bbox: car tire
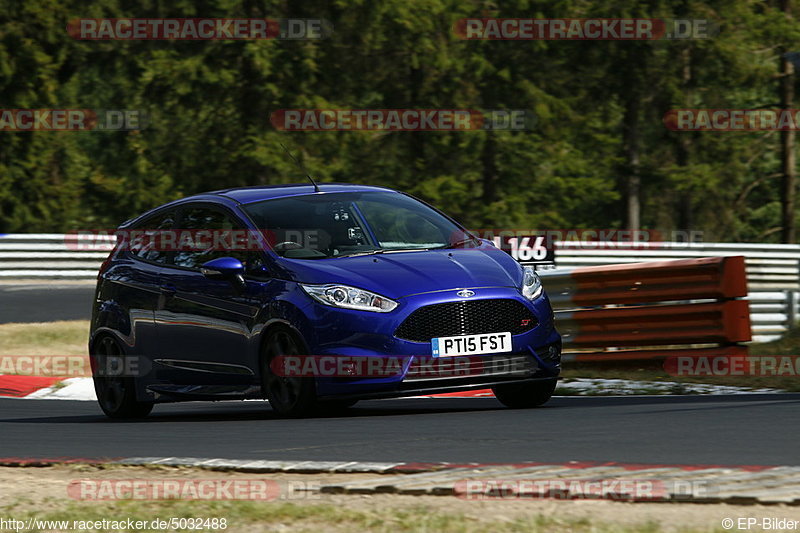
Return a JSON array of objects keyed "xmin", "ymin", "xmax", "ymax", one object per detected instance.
[
  {"xmin": 261, "ymin": 327, "xmax": 318, "ymax": 418},
  {"xmin": 92, "ymin": 336, "xmax": 153, "ymax": 419},
  {"xmin": 492, "ymin": 379, "xmax": 557, "ymax": 409}
]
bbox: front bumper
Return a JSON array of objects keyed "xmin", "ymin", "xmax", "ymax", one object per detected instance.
[
  {"xmin": 317, "ymin": 377, "xmax": 559, "ymax": 401},
  {"xmin": 295, "ymin": 286, "xmax": 561, "ymax": 398}
]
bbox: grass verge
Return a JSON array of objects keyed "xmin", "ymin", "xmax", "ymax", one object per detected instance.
[
  {"xmin": 0, "ymin": 320, "xmax": 89, "ymax": 356},
  {"xmin": 0, "ymin": 498, "xmax": 707, "ymax": 533}
]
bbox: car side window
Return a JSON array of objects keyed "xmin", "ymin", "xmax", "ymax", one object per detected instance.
[
  {"xmin": 129, "ymin": 210, "xmax": 176, "ymax": 264},
  {"xmin": 173, "ymin": 206, "xmax": 250, "ymax": 269}
]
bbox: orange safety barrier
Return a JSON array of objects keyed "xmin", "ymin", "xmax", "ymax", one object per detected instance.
[
  {"xmin": 561, "ymin": 300, "xmax": 751, "ymax": 347},
  {"xmin": 542, "ymin": 256, "xmax": 752, "ymax": 362},
  {"xmin": 544, "ymin": 256, "xmax": 747, "ymax": 307}
]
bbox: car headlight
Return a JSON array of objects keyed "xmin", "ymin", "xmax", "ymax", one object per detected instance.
[
  {"xmin": 300, "ymin": 284, "xmax": 398, "ymax": 313},
  {"xmin": 521, "ymin": 265, "xmax": 543, "ymax": 300}
]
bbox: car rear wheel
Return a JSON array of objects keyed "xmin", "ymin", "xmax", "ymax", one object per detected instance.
[
  {"xmin": 492, "ymin": 379, "xmax": 557, "ymax": 408},
  {"xmin": 261, "ymin": 328, "xmax": 318, "ymax": 417},
  {"xmin": 92, "ymin": 336, "xmax": 153, "ymax": 419}
]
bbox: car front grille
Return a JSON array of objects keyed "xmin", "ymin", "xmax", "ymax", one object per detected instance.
[{"xmin": 394, "ymin": 298, "xmax": 537, "ymax": 343}]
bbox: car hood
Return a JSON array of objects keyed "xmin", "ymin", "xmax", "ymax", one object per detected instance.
[{"xmin": 276, "ymin": 244, "xmax": 523, "ymax": 300}]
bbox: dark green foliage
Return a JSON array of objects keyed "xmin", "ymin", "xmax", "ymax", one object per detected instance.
[{"xmin": 0, "ymin": 0, "xmax": 796, "ymax": 240}]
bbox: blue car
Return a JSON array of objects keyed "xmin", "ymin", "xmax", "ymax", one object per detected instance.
[{"xmin": 90, "ymin": 184, "xmax": 561, "ymax": 418}]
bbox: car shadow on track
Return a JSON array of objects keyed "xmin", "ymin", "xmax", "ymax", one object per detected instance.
[
  {"xmin": 2, "ymin": 394, "xmax": 799, "ymax": 424},
  {"xmin": 0, "ymin": 398, "xmax": 509, "ymax": 424}
]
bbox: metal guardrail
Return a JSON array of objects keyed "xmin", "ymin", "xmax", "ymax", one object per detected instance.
[
  {"xmin": 0, "ymin": 233, "xmax": 113, "ymax": 279},
  {"xmin": 1, "ymin": 235, "xmax": 798, "ymax": 342}
]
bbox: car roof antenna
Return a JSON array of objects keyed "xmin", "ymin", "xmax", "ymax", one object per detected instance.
[{"xmin": 279, "ymin": 143, "xmax": 321, "ymax": 193}]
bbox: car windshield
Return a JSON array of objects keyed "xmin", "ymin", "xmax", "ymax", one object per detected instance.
[{"xmin": 241, "ymin": 191, "xmax": 469, "ymax": 259}]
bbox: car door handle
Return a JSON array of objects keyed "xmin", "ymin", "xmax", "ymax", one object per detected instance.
[{"xmin": 160, "ymin": 284, "xmax": 177, "ymax": 296}]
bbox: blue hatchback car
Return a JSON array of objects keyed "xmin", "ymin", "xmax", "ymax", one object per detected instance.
[{"xmin": 90, "ymin": 184, "xmax": 561, "ymax": 418}]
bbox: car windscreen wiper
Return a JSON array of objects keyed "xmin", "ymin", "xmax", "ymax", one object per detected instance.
[
  {"xmin": 334, "ymin": 248, "xmax": 432, "ymax": 258},
  {"xmin": 435, "ymin": 236, "xmax": 480, "ymax": 249}
]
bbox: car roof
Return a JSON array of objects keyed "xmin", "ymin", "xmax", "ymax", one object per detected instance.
[
  {"xmin": 207, "ymin": 183, "xmax": 397, "ymax": 205},
  {"xmin": 120, "ymin": 183, "xmax": 400, "ymax": 227}
]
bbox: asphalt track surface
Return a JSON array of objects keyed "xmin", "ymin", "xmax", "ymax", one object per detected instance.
[
  {"xmin": 1, "ymin": 394, "xmax": 799, "ymax": 466},
  {"xmin": 2, "ymin": 284, "xmax": 799, "ymax": 467},
  {"xmin": 0, "ymin": 284, "xmax": 94, "ymax": 323}
]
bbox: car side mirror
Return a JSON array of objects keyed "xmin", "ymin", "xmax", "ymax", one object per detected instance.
[{"xmin": 200, "ymin": 257, "xmax": 245, "ymax": 285}]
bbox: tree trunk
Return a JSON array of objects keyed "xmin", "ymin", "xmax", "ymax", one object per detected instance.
[
  {"xmin": 780, "ymin": 0, "xmax": 796, "ymax": 243},
  {"xmin": 623, "ymin": 92, "xmax": 641, "ymax": 230},
  {"xmin": 481, "ymin": 133, "xmax": 498, "ymax": 205},
  {"xmin": 677, "ymin": 46, "xmax": 693, "ymax": 231}
]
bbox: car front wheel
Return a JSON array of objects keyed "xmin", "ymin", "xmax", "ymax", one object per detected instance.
[{"xmin": 261, "ymin": 327, "xmax": 318, "ymax": 417}]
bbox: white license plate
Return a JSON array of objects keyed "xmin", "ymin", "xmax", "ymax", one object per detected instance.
[{"xmin": 431, "ymin": 332, "xmax": 512, "ymax": 357}]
